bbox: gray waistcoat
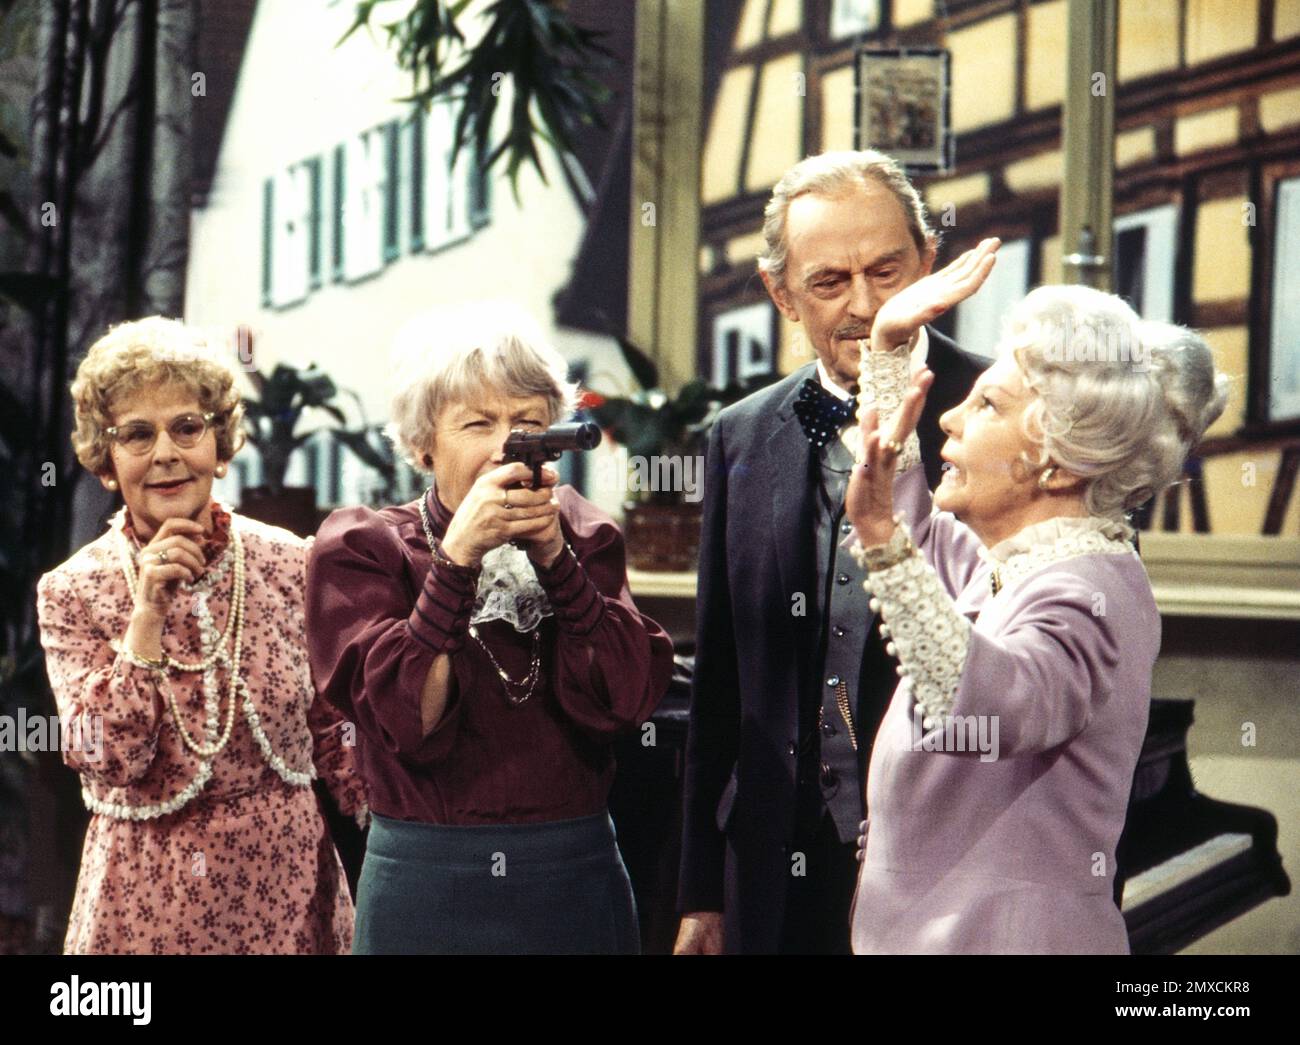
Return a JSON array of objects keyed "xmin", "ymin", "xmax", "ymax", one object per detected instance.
[{"xmin": 812, "ymin": 434, "xmax": 876, "ymax": 843}]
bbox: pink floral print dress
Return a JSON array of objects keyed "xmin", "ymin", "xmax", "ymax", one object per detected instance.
[{"xmin": 36, "ymin": 505, "xmax": 367, "ymax": 954}]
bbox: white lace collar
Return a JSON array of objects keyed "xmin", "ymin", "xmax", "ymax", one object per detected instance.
[{"xmin": 979, "ymin": 514, "xmax": 1136, "ymax": 597}]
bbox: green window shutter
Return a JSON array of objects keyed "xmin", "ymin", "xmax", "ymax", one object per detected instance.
[
  {"xmin": 332, "ymin": 144, "xmax": 345, "ymax": 282},
  {"xmin": 469, "ymin": 138, "xmax": 490, "ymax": 231},
  {"xmin": 308, "ymin": 158, "xmax": 323, "ymax": 289},
  {"xmin": 383, "ymin": 121, "xmax": 400, "ymax": 262},
  {"xmin": 261, "ymin": 177, "xmax": 274, "ymax": 306},
  {"xmin": 327, "ymin": 436, "xmax": 342, "ymax": 505},
  {"xmin": 410, "ymin": 108, "xmax": 425, "ymax": 252}
]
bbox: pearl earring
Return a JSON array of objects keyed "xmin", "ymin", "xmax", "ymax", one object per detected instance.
[
  {"xmin": 215, "ymin": 463, "xmax": 228, "ymax": 478},
  {"xmin": 1037, "ymin": 466, "xmax": 1056, "ymax": 491},
  {"xmin": 106, "ymin": 478, "xmax": 118, "ymax": 491}
]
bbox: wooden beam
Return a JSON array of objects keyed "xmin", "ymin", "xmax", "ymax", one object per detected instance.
[{"xmin": 628, "ymin": 0, "xmax": 704, "ymax": 391}]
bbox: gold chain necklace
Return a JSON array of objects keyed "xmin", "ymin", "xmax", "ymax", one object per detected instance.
[{"xmin": 418, "ymin": 490, "xmax": 541, "ymax": 706}]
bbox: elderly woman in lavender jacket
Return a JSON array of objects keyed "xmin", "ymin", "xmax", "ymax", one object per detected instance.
[{"xmin": 842, "ymin": 239, "xmax": 1228, "ymax": 954}]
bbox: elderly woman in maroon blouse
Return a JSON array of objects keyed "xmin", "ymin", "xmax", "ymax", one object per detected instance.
[{"xmin": 306, "ymin": 305, "xmax": 674, "ymax": 954}]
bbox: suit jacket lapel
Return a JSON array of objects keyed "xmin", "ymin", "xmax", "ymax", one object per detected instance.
[{"xmin": 767, "ymin": 367, "xmax": 818, "ymax": 652}]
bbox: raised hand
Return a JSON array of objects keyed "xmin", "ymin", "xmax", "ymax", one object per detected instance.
[
  {"xmin": 869, "ymin": 238, "xmax": 1001, "ymax": 354},
  {"xmin": 122, "ymin": 517, "xmax": 208, "ymax": 663},
  {"xmin": 845, "ymin": 368, "xmax": 934, "ymax": 547},
  {"xmin": 441, "ymin": 458, "xmax": 562, "ymax": 569},
  {"xmin": 134, "ymin": 518, "xmax": 206, "ymax": 617}
]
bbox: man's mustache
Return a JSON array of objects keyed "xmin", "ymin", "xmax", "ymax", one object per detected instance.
[{"xmin": 834, "ymin": 325, "xmax": 871, "ymax": 340}]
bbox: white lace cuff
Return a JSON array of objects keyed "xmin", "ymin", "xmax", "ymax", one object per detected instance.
[
  {"xmin": 862, "ymin": 523, "xmax": 971, "ymax": 727},
  {"xmin": 856, "ymin": 342, "xmax": 920, "ymax": 471}
]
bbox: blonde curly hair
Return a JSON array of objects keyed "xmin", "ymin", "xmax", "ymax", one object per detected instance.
[{"xmin": 70, "ymin": 317, "xmax": 246, "ymax": 476}]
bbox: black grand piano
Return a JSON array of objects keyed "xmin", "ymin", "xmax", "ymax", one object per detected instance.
[
  {"xmin": 609, "ymin": 658, "xmax": 1292, "ymax": 955},
  {"xmin": 1115, "ymin": 698, "xmax": 1291, "ymax": 954}
]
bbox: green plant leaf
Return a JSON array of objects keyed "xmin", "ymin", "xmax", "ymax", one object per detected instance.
[
  {"xmin": 332, "ymin": 429, "xmax": 396, "ymax": 480},
  {"xmin": 613, "ymin": 335, "xmax": 659, "ymax": 393}
]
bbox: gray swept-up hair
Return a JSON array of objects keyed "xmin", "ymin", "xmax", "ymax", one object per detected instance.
[
  {"xmin": 758, "ymin": 150, "xmax": 939, "ymax": 290},
  {"xmin": 384, "ymin": 301, "xmax": 580, "ymax": 473},
  {"xmin": 1003, "ymin": 285, "xmax": 1230, "ymax": 521}
]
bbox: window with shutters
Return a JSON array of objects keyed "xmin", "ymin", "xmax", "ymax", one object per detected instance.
[
  {"xmin": 271, "ymin": 163, "xmax": 311, "ymax": 306},
  {"xmin": 343, "ymin": 127, "xmax": 387, "ymax": 281}
]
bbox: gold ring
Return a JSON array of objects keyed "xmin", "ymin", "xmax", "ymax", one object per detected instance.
[
  {"xmin": 883, "ymin": 439, "xmax": 905, "ymax": 455},
  {"xmin": 155, "ymin": 550, "xmax": 169, "ymax": 564},
  {"xmin": 502, "ymin": 493, "xmax": 513, "ymax": 510}
]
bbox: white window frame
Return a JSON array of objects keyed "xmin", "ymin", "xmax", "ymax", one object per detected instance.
[
  {"xmin": 712, "ymin": 301, "xmax": 775, "ymax": 388},
  {"xmin": 1270, "ymin": 176, "xmax": 1300, "ymax": 421},
  {"xmin": 830, "ymin": 0, "xmax": 881, "ymax": 40},
  {"xmin": 1114, "ymin": 204, "xmax": 1178, "ymax": 323},
  {"xmin": 955, "ymin": 237, "xmax": 1031, "ymax": 359},
  {"xmin": 270, "ymin": 163, "xmax": 311, "ymax": 307},
  {"xmin": 422, "ymin": 100, "xmax": 475, "ymax": 252}
]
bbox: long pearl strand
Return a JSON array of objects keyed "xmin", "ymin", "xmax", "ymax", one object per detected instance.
[{"xmin": 117, "ymin": 527, "xmax": 247, "ymax": 759}]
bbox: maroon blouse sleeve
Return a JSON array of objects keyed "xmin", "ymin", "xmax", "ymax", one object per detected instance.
[
  {"xmin": 305, "ymin": 506, "xmax": 474, "ymax": 765},
  {"xmin": 532, "ymin": 488, "xmax": 675, "ymax": 738}
]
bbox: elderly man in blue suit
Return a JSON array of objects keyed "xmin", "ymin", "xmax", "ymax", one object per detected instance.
[{"xmin": 675, "ymin": 150, "xmax": 987, "ymax": 954}]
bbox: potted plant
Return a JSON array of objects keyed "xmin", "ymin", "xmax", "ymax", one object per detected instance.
[
  {"xmin": 585, "ymin": 337, "xmax": 775, "ymax": 571},
  {"xmin": 241, "ymin": 362, "xmax": 396, "ymax": 536}
]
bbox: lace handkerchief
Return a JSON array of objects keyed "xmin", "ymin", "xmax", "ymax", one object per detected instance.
[{"xmin": 471, "ymin": 542, "xmax": 554, "ymax": 632}]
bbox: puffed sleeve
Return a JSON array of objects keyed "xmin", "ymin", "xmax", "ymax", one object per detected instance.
[
  {"xmin": 300, "ymin": 537, "xmax": 370, "ymax": 828},
  {"xmin": 307, "ymin": 693, "xmax": 370, "ymax": 828},
  {"xmin": 36, "ymin": 568, "xmax": 166, "ymax": 787},
  {"xmin": 305, "ymin": 507, "xmax": 473, "ymax": 765},
  {"xmin": 530, "ymin": 489, "xmax": 674, "ymax": 739}
]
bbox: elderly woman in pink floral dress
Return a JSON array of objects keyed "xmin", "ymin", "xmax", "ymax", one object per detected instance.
[{"xmin": 37, "ymin": 317, "xmax": 366, "ymax": 954}]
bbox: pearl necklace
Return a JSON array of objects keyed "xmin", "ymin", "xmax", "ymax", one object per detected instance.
[{"xmin": 116, "ymin": 526, "xmax": 247, "ymax": 758}]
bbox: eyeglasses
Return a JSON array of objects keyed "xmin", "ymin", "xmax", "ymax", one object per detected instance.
[{"xmin": 106, "ymin": 412, "xmax": 217, "ymax": 456}]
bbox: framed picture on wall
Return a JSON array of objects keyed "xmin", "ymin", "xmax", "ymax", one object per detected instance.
[{"xmin": 854, "ymin": 47, "xmax": 952, "ymax": 174}]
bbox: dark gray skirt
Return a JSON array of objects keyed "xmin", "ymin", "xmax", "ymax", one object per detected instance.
[{"xmin": 353, "ymin": 811, "xmax": 639, "ymax": 955}]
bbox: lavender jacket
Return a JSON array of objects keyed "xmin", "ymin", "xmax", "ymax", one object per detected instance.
[{"xmin": 848, "ymin": 465, "xmax": 1159, "ymax": 954}]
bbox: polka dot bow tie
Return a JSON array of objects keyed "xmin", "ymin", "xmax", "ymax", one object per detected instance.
[{"xmin": 793, "ymin": 378, "xmax": 858, "ymax": 449}]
